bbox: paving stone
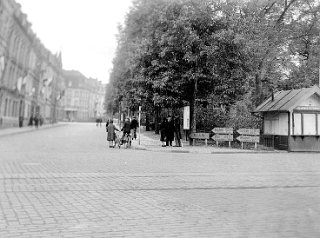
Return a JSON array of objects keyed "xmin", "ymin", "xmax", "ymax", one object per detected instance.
[{"xmin": 0, "ymin": 123, "xmax": 319, "ymax": 237}]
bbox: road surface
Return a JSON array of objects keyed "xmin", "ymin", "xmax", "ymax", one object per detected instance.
[{"xmin": 0, "ymin": 123, "xmax": 319, "ymax": 237}]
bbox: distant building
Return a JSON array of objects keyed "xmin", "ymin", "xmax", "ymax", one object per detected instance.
[
  {"xmin": 62, "ymin": 70, "xmax": 105, "ymax": 122},
  {"xmin": 0, "ymin": 0, "xmax": 65, "ymax": 128},
  {"xmin": 96, "ymin": 82, "xmax": 106, "ymax": 119}
]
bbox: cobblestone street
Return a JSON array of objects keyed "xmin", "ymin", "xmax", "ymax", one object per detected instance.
[{"xmin": 0, "ymin": 123, "xmax": 320, "ymax": 237}]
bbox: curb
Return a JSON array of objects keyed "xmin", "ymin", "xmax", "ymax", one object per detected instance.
[
  {"xmin": 0, "ymin": 123, "xmax": 67, "ymax": 138},
  {"xmin": 131, "ymin": 145, "xmax": 286, "ymax": 154},
  {"xmin": 132, "ymin": 146, "xmax": 147, "ymax": 151}
]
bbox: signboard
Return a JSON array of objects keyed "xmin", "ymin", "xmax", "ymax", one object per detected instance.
[
  {"xmin": 236, "ymin": 135, "xmax": 260, "ymax": 143},
  {"xmin": 212, "ymin": 134, "xmax": 233, "ymax": 141},
  {"xmin": 183, "ymin": 106, "xmax": 190, "ymax": 130},
  {"xmin": 237, "ymin": 128, "xmax": 260, "ymax": 135},
  {"xmin": 189, "ymin": 133, "xmax": 210, "ymax": 140},
  {"xmin": 212, "ymin": 127, "xmax": 233, "ymax": 134}
]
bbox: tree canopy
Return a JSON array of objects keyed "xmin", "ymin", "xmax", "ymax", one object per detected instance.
[{"xmin": 105, "ymin": 0, "xmax": 320, "ymax": 131}]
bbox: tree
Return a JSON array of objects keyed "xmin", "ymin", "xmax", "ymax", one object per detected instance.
[{"xmin": 106, "ymin": 0, "xmax": 320, "ymax": 134}]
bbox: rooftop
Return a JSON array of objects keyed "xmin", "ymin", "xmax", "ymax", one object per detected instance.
[{"xmin": 254, "ymin": 85, "xmax": 320, "ymax": 113}]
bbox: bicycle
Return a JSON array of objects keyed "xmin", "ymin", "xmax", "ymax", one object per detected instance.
[
  {"xmin": 125, "ymin": 133, "xmax": 132, "ymax": 148},
  {"xmin": 120, "ymin": 132, "xmax": 131, "ymax": 149}
]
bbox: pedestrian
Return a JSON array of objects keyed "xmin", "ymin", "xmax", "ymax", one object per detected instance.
[
  {"xmin": 130, "ymin": 116, "xmax": 139, "ymax": 140},
  {"xmin": 34, "ymin": 113, "xmax": 39, "ymax": 129},
  {"xmin": 174, "ymin": 115, "xmax": 182, "ymax": 147},
  {"xmin": 106, "ymin": 119, "xmax": 119, "ymax": 148},
  {"xmin": 106, "ymin": 119, "xmax": 109, "ymax": 128},
  {"xmin": 121, "ymin": 117, "xmax": 131, "ymax": 142},
  {"xmin": 28, "ymin": 114, "xmax": 34, "ymax": 126},
  {"xmin": 19, "ymin": 115, "xmax": 24, "ymax": 128},
  {"xmin": 39, "ymin": 114, "xmax": 43, "ymax": 126},
  {"xmin": 96, "ymin": 118, "xmax": 102, "ymax": 127},
  {"xmin": 166, "ymin": 115, "xmax": 175, "ymax": 146},
  {"xmin": 159, "ymin": 117, "xmax": 168, "ymax": 147}
]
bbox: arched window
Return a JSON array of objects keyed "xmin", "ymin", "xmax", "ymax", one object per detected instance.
[{"xmin": 4, "ymin": 98, "xmax": 8, "ymax": 116}]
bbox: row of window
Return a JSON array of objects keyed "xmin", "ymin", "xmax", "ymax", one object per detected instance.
[
  {"xmin": 2, "ymin": 98, "xmax": 35, "ymax": 118},
  {"xmin": 3, "ymin": 98, "xmax": 19, "ymax": 117},
  {"xmin": 4, "ymin": 63, "xmax": 23, "ymax": 89},
  {"xmin": 293, "ymin": 113, "xmax": 320, "ymax": 136}
]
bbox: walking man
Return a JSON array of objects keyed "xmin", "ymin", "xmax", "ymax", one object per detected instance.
[
  {"xmin": 166, "ymin": 115, "xmax": 175, "ymax": 146},
  {"xmin": 121, "ymin": 118, "xmax": 131, "ymax": 143},
  {"xmin": 130, "ymin": 116, "xmax": 139, "ymax": 140}
]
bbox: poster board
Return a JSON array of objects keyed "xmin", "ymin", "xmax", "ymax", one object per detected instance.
[{"xmin": 183, "ymin": 106, "xmax": 190, "ymax": 130}]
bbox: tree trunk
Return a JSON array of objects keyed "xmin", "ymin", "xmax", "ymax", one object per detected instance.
[
  {"xmin": 154, "ymin": 106, "xmax": 160, "ymax": 134},
  {"xmin": 254, "ymin": 73, "xmax": 262, "ymax": 106},
  {"xmin": 254, "ymin": 60, "xmax": 268, "ymax": 106},
  {"xmin": 146, "ymin": 113, "xmax": 150, "ymax": 131}
]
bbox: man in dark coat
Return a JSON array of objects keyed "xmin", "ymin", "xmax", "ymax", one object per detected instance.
[
  {"xmin": 166, "ymin": 115, "xmax": 175, "ymax": 146},
  {"xmin": 159, "ymin": 117, "xmax": 168, "ymax": 147},
  {"xmin": 28, "ymin": 114, "xmax": 34, "ymax": 126},
  {"xmin": 34, "ymin": 113, "xmax": 39, "ymax": 129},
  {"xmin": 121, "ymin": 118, "xmax": 131, "ymax": 142},
  {"xmin": 174, "ymin": 116, "xmax": 182, "ymax": 147},
  {"xmin": 130, "ymin": 116, "xmax": 139, "ymax": 139}
]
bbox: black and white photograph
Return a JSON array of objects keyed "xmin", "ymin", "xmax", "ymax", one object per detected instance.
[{"xmin": 1, "ymin": 0, "xmax": 320, "ymax": 237}]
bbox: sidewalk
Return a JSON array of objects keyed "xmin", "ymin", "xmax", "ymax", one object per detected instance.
[
  {"xmin": 0, "ymin": 123, "xmax": 67, "ymax": 138},
  {"xmin": 131, "ymin": 128, "xmax": 286, "ymax": 154}
]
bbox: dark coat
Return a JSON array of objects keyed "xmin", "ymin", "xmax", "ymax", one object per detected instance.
[
  {"xmin": 160, "ymin": 120, "xmax": 168, "ymax": 142},
  {"xmin": 122, "ymin": 121, "xmax": 131, "ymax": 133},
  {"xmin": 166, "ymin": 120, "xmax": 175, "ymax": 141},
  {"xmin": 130, "ymin": 119, "xmax": 139, "ymax": 129},
  {"xmin": 174, "ymin": 117, "xmax": 181, "ymax": 140}
]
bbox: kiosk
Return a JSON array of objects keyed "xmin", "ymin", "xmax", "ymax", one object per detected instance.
[{"xmin": 254, "ymin": 85, "xmax": 320, "ymax": 152}]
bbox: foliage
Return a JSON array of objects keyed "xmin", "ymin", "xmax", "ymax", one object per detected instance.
[
  {"xmin": 105, "ymin": 0, "xmax": 320, "ymax": 130},
  {"xmin": 227, "ymin": 94, "xmax": 262, "ymax": 130},
  {"xmin": 196, "ymin": 104, "xmax": 228, "ymax": 132}
]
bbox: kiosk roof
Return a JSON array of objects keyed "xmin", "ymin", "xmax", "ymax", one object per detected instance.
[{"xmin": 254, "ymin": 85, "xmax": 320, "ymax": 113}]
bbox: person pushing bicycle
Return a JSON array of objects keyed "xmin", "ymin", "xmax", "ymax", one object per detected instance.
[{"xmin": 121, "ymin": 118, "xmax": 131, "ymax": 143}]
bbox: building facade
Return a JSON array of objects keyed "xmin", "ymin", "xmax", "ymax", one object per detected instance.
[
  {"xmin": 0, "ymin": 0, "xmax": 65, "ymax": 128},
  {"xmin": 62, "ymin": 70, "xmax": 105, "ymax": 122}
]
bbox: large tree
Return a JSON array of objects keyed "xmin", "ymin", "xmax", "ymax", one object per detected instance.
[{"xmin": 106, "ymin": 0, "xmax": 320, "ymax": 132}]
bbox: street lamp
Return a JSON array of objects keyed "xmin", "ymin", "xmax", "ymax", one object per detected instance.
[{"xmin": 138, "ymin": 105, "xmax": 141, "ymax": 145}]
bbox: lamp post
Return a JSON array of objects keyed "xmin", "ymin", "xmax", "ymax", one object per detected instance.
[{"xmin": 138, "ymin": 105, "xmax": 141, "ymax": 145}]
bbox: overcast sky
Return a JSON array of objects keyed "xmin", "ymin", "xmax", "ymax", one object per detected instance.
[{"xmin": 16, "ymin": 0, "xmax": 133, "ymax": 84}]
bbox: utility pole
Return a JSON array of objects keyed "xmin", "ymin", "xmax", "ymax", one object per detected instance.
[{"xmin": 138, "ymin": 105, "xmax": 141, "ymax": 145}]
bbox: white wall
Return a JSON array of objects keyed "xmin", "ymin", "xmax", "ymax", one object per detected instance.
[
  {"xmin": 264, "ymin": 113, "xmax": 288, "ymax": 135},
  {"xmin": 298, "ymin": 94, "xmax": 320, "ymax": 107}
]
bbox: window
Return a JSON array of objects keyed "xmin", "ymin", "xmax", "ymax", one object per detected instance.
[
  {"xmin": 293, "ymin": 113, "xmax": 320, "ymax": 135},
  {"xmin": 8, "ymin": 100, "xmax": 12, "ymax": 116},
  {"xmin": 304, "ymin": 114, "xmax": 316, "ymax": 135},
  {"xmin": 12, "ymin": 102, "xmax": 15, "ymax": 117},
  {"xmin": 4, "ymin": 99, "xmax": 8, "ymax": 116},
  {"xmin": 293, "ymin": 113, "xmax": 302, "ymax": 135}
]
